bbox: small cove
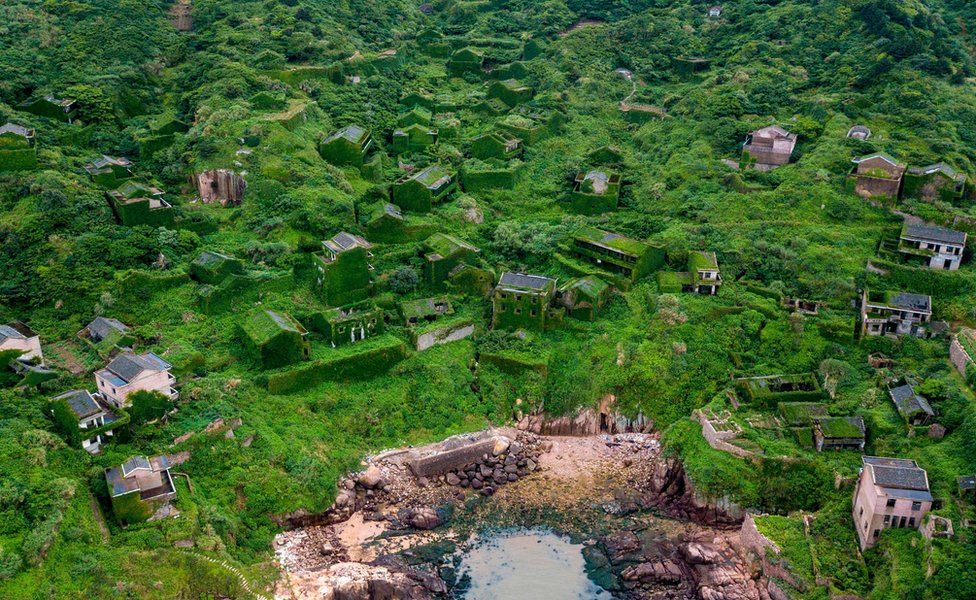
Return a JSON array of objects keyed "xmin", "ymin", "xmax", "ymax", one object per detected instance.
[{"xmin": 457, "ymin": 529, "xmax": 613, "ymax": 599}]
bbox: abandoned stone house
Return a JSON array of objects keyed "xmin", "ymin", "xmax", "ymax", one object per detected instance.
[
  {"xmin": 657, "ymin": 251, "xmax": 722, "ymax": 295},
  {"xmin": 193, "ymin": 169, "xmax": 246, "ymax": 206},
  {"xmin": 0, "ymin": 123, "xmax": 37, "ymax": 171},
  {"xmin": 95, "ymin": 352, "xmax": 178, "ymax": 408},
  {"xmin": 398, "ymin": 106, "xmax": 433, "ymax": 128},
  {"xmin": 898, "ymin": 222, "xmax": 966, "ymax": 271},
  {"xmin": 571, "ymin": 227, "xmax": 665, "ymax": 282},
  {"xmin": 708, "ymin": 5, "xmax": 722, "ymax": 17},
  {"xmin": 487, "ymin": 79, "xmax": 534, "ymax": 108},
  {"xmin": 853, "ymin": 456, "xmax": 932, "ymax": 550},
  {"xmin": 588, "ymin": 145, "xmax": 624, "ymax": 166},
  {"xmin": 858, "ymin": 289, "xmax": 932, "ymax": 338},
  {"xmin": 847, "ymin": 125, "xmax": 871, "ymax": 140},
  {"xmin": 491, "ymin": 272, "xmax": 563, "ymax": 331},
  {"xmin": 569, "ymin": 170, "xmax": 621, "ymax": 214},
  {"xmin": 447, "ymin": 46, "xmax": 485, "ymax": 75},
  {"xmin": 557, "ymin": 276, "xmax": 610, "ymax": 321},
  {"xmin": 470, "ymin": 131, "xmax": 522, "ymax": 161},
  {"xmin": 400, "ymin": 297, "xmax": 453, "ymax": 326},
  {"xmin": 189, "ymin": 250, "xmax": 244, "ymax": 284},
  {"xmin": 903, "ymin": 163, "xmax": 967, "ymax": 203},
  {"xmin": 106, "ymin": 181, "xmax": 174, "ymax": 227},
  {"xmin": 52, "ymin": 389, "xmax": 119, "ymax": 454},
  {"xmin": 105, "ymin": 455, "xmax": 177, "ymax": 524},
  {"xmin": 19, "ymin": 95, "xmax": 76, "ymax": 122},
  {"xmin": 239, "ymin": 309, "xmax": 310, "ymax": 369},
  {"xmin": 85, "ymin": 155, "xmax": 133, "ymax": 187},
  {"xmin": 314, "ymin": 232, "xmax": 373, "ymax": 307},
  {"xmin": 0, "ymin": 321, "xmax": 44, "ymax": 364},
  {"xmin": 888, "ymin": 382, "xmax": 935, "ymax": 426},
  {"xmin": 393, "ymin": 164, "xmax": 456, "ymax": 213},
  {"xmin": 320, "ymin": 125, "xmax": 373, "ymax": 167},
  {"xmin": 77, "ymin": 316, "xmax": 131, "ymax": 347},
  {"xmin": 813, "ymin": 416, "xmax": 866, "ymax": 452},
  {"xmin": 400, "ymin": 91, "xmax": 435, "ymax": 110},
  {"xmin": 314, "ymin": 302, "xmax": 384, "ymax": 347},
  {"xmin": 849, "ymin": 153, "xmax": 906, "ymax": 200},
  {"xmin": 422, "ymin": 233, "xmax": 480, "ymax": 288},
  {"xmin": 392, "ymin": 124, "xmax": 439, "ymax": 153},
  {"xmin": 741, "ymin": 125, "xmax": 797, "ymax": 169}
]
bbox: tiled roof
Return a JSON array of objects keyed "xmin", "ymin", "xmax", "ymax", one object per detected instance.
[
  {"xmin": 889, "ymin": 384, "xmax": 935, "ymax": 418},
  {"xmin": 104, "ymin": 352, "xmax": 170, "ymax": 383},
  {"xmin": 903, "ymin": 223, "xmax": 967, "ymax": 245},
  {"xmin": 85, "ymin": 317, "xmax": 129, "ymax": 341},
  {"xmin": 908, "ymin": 162, "xmax": 965, "ymax": 181},
  {"xmin": 864, "ymin": 456, "xmax": 930, "ymax": 491},
  {"xmin": 0, "ymin": 123, "xmax": 33, "ymax": 137},
  {"xmin": 323, "ymin": 231, "xmax": 372, "ymax": 253},
  {"xmin": 889, "ymin": 292, "xmax": 931, "ymax": 312},
  {"xmin": 55, "ymin": 389, "xmax": 102, "ymax": 420},
  {"xmin": 498, "ymin": 272, "xmax": 556, "ymax": 292}
]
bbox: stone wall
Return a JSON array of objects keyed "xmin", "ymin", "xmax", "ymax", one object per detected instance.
[
  {"xmin": 415, "ymin": 322, "xmax": 473, "ymax": 351},
  {"xmin": 950, "ymin": 334, "xmax": 973, "ymax": 376},
  {"xmin": 696, "ymin": 411, "xmax": 754, "ymax": 458}
]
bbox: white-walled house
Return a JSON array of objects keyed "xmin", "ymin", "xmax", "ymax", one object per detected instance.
[
  {"xmin": 853, "ymin": 456, "xmax": 932, "ymax": 550},
  {"xmin": 95, "ymin": 352, "xmax": 177, "ymax": 408},
  {"xmin": 0, "ymin": 321, "xmax": 43, "ymax": 363}
]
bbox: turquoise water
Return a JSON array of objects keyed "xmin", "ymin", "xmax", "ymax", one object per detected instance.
[{"xmin": 458, "ymin": 529, "xmax": 613, "ymax": 599}]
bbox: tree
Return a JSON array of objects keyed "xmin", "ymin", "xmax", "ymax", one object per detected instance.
[
  {"xmin": 128, "ymin": 390, "xmax": 171, "ymax": 426},
  {"xmin": 389, "ymin": 266, "xmax": 419, "ymax": 294}
]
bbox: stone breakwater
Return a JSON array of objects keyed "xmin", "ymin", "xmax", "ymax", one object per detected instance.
[{"xmin": 272, "ymin": 429, "xmax": 778, "ymax": 600}]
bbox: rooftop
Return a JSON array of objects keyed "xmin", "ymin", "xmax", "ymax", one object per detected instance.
[
  {"xmin": 901, "ymin": 223, "xmax": 967, "ymax": 246},
  {"xmin": 908, "ymin": 162, "xmax": 965, "ymax": 181},
  {"xmin": 751, "ymin": 125, "xmax": 796, "ymax": 141},
  {"xmin": 689, "ymin": 251, "xmax": 719, "ymax": 272},
  {"xmin": 814, "ymin": 415, "xmax": 865, "ymax": 439},
  {"xmin": 243, "ymin": 310, "xmax": 307, "ymax": 345},
  {"xmin": 559, "ymin": 276, "xmax": 609, "ymax": 298},
  {"xmin": 0, "ymin": 123, "xmax": 33, "ymax": 138},
  {"xmin": 0, "ymin": 321, "xmax": 37, "ymax": 343},
  {"xmin": 83, "ymin": 316, "xmax": 129, "ymax": 340},
  {"xmin": 889, "ymin": 383, "xmax": 935, "ymax": 418},
  {"xmin": 863, "ymin": 456, "xmax": 931, "ymax": 492},
  {"xmin": 85, "ymin": 155, "xmax": 132, "ymax": 173},
  {"xmin": 497, "ymin": 272, "xmax": 556, "ymax": 293},
  {"xmin": 409, "ymin": 164, "xmax": 452, "ymax": 189},
  {"xmin": 54, "ymin": 389, "xmax": 104, "ymax": 420},
  {"xmin": 852, "ymin": 152, "xmax": 903, "ymax": 167},
  {"xmin": 324, "ymin": 124, "xmax": 369, "ymax": 145},
  {"xmin": 867, "ymin": 290, "xmax": 932, "ymax": 313},
  {"xmin": 105, "ymin": 454, "xmax": 173, "ymax": 498},
  {"xmin": 102, "ymin": 352, "xmax": 172, "ymax": 384},
  {"xmin": 424, "ymin": 233, "xmax": 479, "ymax": 260},
  {"xmin": 323, "ymin": 232, "xmax": 372, "ymax": 254},
  {"xmin": 575, "ymin": 227, "xmax": 651, "ymax": 257}
]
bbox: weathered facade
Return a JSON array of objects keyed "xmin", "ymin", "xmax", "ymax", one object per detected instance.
[
  {"xmin": 95, "ymin": 352, "xmax": 178, "ymax": 408},
  {"xmin": 314, "ymin": 232, "xmax": 373, "ymax": 306},
  {"xmin": 889, "ymin": 383, "xmax": 935, "ymax": 425},
  {"xmin": 558, "ymin": 276, "xmax": 610, "ymax": 321},
  {"xmin": 848, "ymin": 153, "xmax": 905, "ymax": 200},
  {"xmin": 85, "ymin": 155, "xmax": 134, "ymax": 187},
  {"xmin": 312, "ymin": 302, "xmax": 384, "ymax": 347},
  {"xmin": 239, "ymin": 310, "xmax": 310, "ymax": 369},
  {"xmin": 853, "ymin": 456, "xmax": 932, "ymax": 550},
  {"xmin": 0, "ymin": 123, "xmax": 37, "ymax": 171},
  {"xmin": 470, "ymin": 131, "xmax": 522, "ymax": 161},
  {"xmin": 320, "ymin": 125, "xmax": 373, "ymax": 166},
  {"xmin": 568, "ymin": 170, "xmax": 621, "ymax": 214},
  {"xmin": 422, "ymin": 233, "xmax": 480, "ymax": 288},
  {"xmin": 105, "ymin": 455, "xmax": 177, "ymax": 524},
  {"xmin": 491, "ymin": 272, "xmax": 562, "ymax": 331},
  {"xmin": 858, "ymin": 289, "xmax": 932, "ymax": 338},
  {"xmin": 393, "ymin": 165, "xmax": 456, "ymax": 213},
  {"xmin": 392, "ymin": 124, "xmax": 438, "ymax": 153},
  {"xmin": 0, "ymin": 321, "xmax": 44, "ymax": 363},
  {"xmin": 571, "ymin": 227, "xmax": 665, "ymax": 282},
  {"xmin": 813, "ymin": 416, "xmax": 865, "ymax": 451},
  {"xmin": 741, "ymin": 125, "xmax": 796, "ymax": 169},
  {"xmin": 898, "ymin": 222, "xmax": 966, "ymax": 271},
  {"xmin": 903, "ymin": 163, "xmax": 966, "ymax": 203}
]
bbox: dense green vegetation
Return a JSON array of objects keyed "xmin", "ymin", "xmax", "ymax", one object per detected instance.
[{"xmin": 1, "ymin": 0, "xmax": 976, "ymax": 597}]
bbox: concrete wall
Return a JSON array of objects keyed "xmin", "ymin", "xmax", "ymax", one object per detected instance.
[
  {"xmin": 950, "ymin": 335, "xmax": 972, "ymax": 376},
  {"xmin": 696, "ymin": 410, "xmax": 754, "ymax": 458},
  {"xmin": 415, "ymin": 322, "xmax": 474, "ymax": 351}
]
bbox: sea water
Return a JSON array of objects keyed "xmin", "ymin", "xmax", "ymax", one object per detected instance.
[{"xmin": 458, "ymin": 529, "xmax": 613, "ymax": 599}]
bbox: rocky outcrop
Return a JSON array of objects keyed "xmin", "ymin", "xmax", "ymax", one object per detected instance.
[
  {"xmin": 641, "ymin": 457, "xmax": 745, "ymax": 528},
  {"xmin": 517, "ymin": 396, "xmax": 652, "ymax": 436},
  {"xmin": 285, "ymin": 561, "xmax": 445, "ymax": 600}
]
